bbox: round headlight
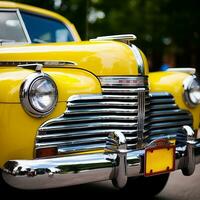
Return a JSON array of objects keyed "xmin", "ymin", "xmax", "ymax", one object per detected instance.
[
  {"xmin": 183, "ymin": 75, "xmax": 200, "ymax": 107},
  {"xmin": 20, "ymin": 73, "xmax": 58, "ymax": 117}
]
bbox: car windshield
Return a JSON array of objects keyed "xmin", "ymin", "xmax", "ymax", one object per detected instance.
[
  {"xmin": 0, "ymin": 11, "xmax": 28, "ymax": 43},
  {"xmin": 21, "ymin": 12, "xmax": 74, "ymax": 43}
]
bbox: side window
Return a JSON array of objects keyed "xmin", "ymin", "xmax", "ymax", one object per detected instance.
[
  {"xmin": 21, "ymin": 12, "xmax": 74, "ymax": 43},
  {"xmin": 0, "ymin": 11, "xmax": 27, "ymax": 43}
]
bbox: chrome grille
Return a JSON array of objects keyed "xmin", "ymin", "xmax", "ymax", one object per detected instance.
[
  {"xmin": 36, "ymin": 76, "xmax": 149, "ymax": 155},
  {"xmin": 36, "ymin": 78, "xmax": 193, "ymax": 157},
  {"xmin": 146, "ymin": 92, "xmax": 193, "ymax": 144}
]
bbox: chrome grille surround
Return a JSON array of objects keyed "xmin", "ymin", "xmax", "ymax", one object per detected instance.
[{"xmin": 36, "ymin": 77, "xmax": 193, "ymax": 157}]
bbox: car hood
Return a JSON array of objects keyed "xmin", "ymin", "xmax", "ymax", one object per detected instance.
[{"xmin": 0, "ymin": 41, "xmax": 148, "ymax": 76}]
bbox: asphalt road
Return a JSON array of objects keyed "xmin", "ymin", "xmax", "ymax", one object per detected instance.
[{"xmin": 2, "ymin": 164, "xmax": 200, "ymax": 199}]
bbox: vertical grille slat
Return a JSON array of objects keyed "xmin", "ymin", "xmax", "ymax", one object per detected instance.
[{"xmin": 137, "ymin": 90, "xmax": 146, "ymax": 144}]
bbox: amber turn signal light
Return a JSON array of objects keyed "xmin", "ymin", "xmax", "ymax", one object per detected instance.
[{"xmin": 36, "ymin": 147, "xmax": 58, "ymax": 158}]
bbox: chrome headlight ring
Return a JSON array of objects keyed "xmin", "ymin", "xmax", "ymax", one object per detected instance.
[
  {"xmin": 20, "ymin": 73, "xmax": 58, "ymax": 117},
  {"xmin": 183, "ymin": 75, "xmax": 200, "ymax": 107}
]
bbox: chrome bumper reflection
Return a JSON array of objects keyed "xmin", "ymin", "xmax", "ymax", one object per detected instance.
[{"xmin": 3, "ymin": 127, "xmax": 200, "ymax": 190}]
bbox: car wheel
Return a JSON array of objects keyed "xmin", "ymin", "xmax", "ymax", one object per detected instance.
[{"xmin": 122, "ymin": 173, "xmax": 169, "ymax": 197}]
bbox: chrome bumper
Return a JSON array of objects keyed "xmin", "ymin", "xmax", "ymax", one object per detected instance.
[{"xmin": 3, "ymin": 127, "xmax": 200, "ymax": 190}]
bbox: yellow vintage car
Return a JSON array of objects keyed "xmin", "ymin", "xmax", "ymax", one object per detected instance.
[{"xmin": 0, "ymin": 1, "xmax": 200, "ymax": 196}]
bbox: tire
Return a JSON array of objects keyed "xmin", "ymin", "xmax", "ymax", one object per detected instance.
[
  {"xmin": 0, "ymin": 170, "xmax": 13, "ymax": 192},
  {"xmin": 122, "ymin": 173, "xmax": 169, "ymax": 197}
]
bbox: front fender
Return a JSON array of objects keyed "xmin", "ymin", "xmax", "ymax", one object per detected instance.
[{"xmin": 0, "ymin": 67, "xmax": 101, "ymax": 167}]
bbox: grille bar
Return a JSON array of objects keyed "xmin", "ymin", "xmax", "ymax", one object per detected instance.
[
  {"xmin": 68, "ymin": 101, "xmax": 138, "ymax": 108},
  {"xmin": 149, "ymin": 120, "xmax": 192, "ymax": 130},
  {"xmin": 41, "ymin": 115, "xmax": 138, "ymax": 125},
  {"xmin": 151, "ymin": 104, "xmax": 177, "ymax": 110},
  {"xmin": 150, "ymin": 109, "xmax": 189, "ymax": 117},
  {"xmin": 149, "ymin": 115, "xmax": 191, "ymax": 123},
  {"xmin": 137, "ymin": 90, "xmax": 146, "ymax": 145},
  {"xmin": 39, "ymin": 121, "xmax": 138, "ymax": 132},
  {"xmin": 37, "ymin": 130, "xmax": 138, "ymax": 140},
  {"xmin": 102, "ymin": 88, "xmax": 148, "ymax": 93},
  {"xmin": 65, "ymin": 108, "xmax": 140, "ymax": 115}
]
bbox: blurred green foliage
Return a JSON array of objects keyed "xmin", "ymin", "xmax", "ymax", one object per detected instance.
[{"xmin": 7, "ymin": 0, "xmax": 200, "ymax": 70}]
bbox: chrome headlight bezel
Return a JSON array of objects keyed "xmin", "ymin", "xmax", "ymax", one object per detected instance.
[
  {"xmin": 20, "ymin": 73, "xmax": 58, "ymax": 117},
  {"xmin": 183, "ymin": 75, "xmax": 200, "ymax": 107}
]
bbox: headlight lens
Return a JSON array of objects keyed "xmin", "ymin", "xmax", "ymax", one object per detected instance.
[
  {"xmin": 20, "ymin": 73, "xmax": 58, "ymax": 117},
  {"xmin": 184, "ymin": 76, "xmax": 200, "ymax": 107}
]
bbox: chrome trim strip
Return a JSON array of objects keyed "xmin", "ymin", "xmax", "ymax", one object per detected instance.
[
  {"xmin": 99, "ymin": 76, "xmax": 147, "ymax": 87},
  {"xmin": 102, "ymin": 87, "xmax": 148, "ymax": 94},
  {"xmin": 0, "ymin": 61, "xmax": 77, "ymax": 67},
  {"xmin": 130, "ymin": 44, "xmax": 145, "ymax": 75}
]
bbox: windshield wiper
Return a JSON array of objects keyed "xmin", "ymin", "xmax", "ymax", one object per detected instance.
[{"xmin": 0, "ymin": 39, "xmax": 16, "ymax": 45}]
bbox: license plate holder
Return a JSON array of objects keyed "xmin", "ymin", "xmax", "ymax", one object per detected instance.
[{"xmin": 144, "ymin": 139, "xmax": 175, "ymax": 177}]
